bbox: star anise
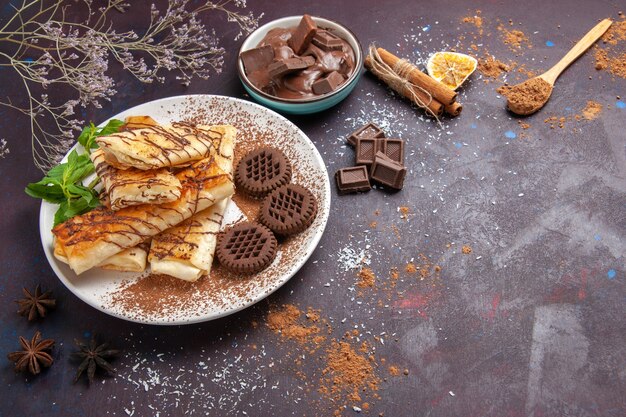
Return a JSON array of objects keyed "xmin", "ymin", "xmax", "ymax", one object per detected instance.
[
  {"xmin": 7, "ymin": 331, "xmax": 55, "ymax": 375},
  {"xmin": 16, "ymin": 285, "xmax": 56, "ymax": 321},
  {"xmin": 71, "ymin": 335, "xmax": 120, "ymax": 384}
]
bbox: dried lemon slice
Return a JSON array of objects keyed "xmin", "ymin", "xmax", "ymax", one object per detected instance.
[{"xmin": 426, "ymin": 52, "xmax": 477, "ymax": 90}]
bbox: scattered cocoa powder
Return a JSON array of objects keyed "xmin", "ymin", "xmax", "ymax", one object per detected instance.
[
  {"xmin": 601, "ymin": 16, "xmax": 626, "ymax": 45},
  {"xmin": 544, "ymin": 116, "xmax": 567, "ymax": 129},
  {"xmin": 582, "ymin": 100, "xmax": 603, "ymax": 120},
  {"xmin": 499, "ymin": 25, "xmax": 532, "ymax": 50},
  {"xmin": 388, "ymin": 366, "xmax": 400, "ymax": 376},
  {"xmin": 266, "ymin": 304, "xmax": 324, "ymax": 345},
  {"xmin": 320, "ymin": 341, "xmax": 380, "ymax": 415},
  {"xmin": 516, "ymin": 64, "xmax": 537, "ymax": 79},
  {"xmin": 462, "ymin": 10, "xmax": 484, "ymax": 35},
  {"xmin": 594, "ymin": 16, "xmax": 626, "ymax": 78},
  {"xmin": 462, "ymin": 245, "xmax": 473, "ymax": 254},
  {"xmin": 478, "ymin": 56, "xmax": 510, "ymax": 78},
  {"xmin": 357, "ymin": 267, "xmax": 376, "ymax": 288},
  {"xmin": 497, "ymin": 78, "xmax": 552, "ymax": 114}
]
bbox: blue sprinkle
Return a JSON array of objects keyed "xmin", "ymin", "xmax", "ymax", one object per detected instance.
[
  {"xmin": 607, "ymin": 269, "xmax": 616, "ymax": 280},
  {"xmin": 504, "ymin": 130, "xmax": 517, "ymax": 139},
  {"xmin": 23, "ymin": 57, "xmax": 34, "ymax": 63},
  {"xmin": 470, "ymin": 123, "xmax": 477, "ymax": 129},
  {"xmin": 454, "ymin": 142, "xmax": 463, "ymax": 149},
  {"xmin": 594, "ymin": 234, "xmax": 602, "ymax": 241},
  {"xmin": 616, "ymin": 101, "xmax": 626, "ymax": 109},
  {"xmin": 83, "ymin": 331, "xmax": 91, "ymax": 338},
  {"xmin": 422, "ymin": 25, "xmax": 431, "ymax": 32},
  {"xmin": 565, "ymin": 106, "xmax": 572, "ymax": 112},
  {"xmin": 545, "ymin": 40, "xmax": 555, "ymax": 47}
]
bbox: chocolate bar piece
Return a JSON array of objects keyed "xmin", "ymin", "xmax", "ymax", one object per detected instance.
[
  {"xmin": 335, "ymin": 166, "xmax": 371, "ymax": 195},
  {"xmin": 311, "ymin": 71, "xmax": 345, "ymax": 95},
  {"xmin": 347, "ymin": 122, "xmax": 385, "ymax": 146},
  {"xmin": 240, "ymin": 45, "xmax": 275, "ymax": 74},
  {"xmin": 355, "ymin": 137, "xmax": 381, "ymax": 166},
  {"xmin": 312, "ymin": 30, "xmax": 343, "ymax": 51},
  {"xmin": 288, "ymin": 14, "xmax": 317, "ymax": 55},
  {"xmin": 380, "ymin": 139, "xmax": 405, "ymax": 165},
  {"xmin": 370, "ymin": 152, "xmax": 406, "ymax": 190},
  {"xmin": 268, "ymin": 56, "xmax": 315, "ymax": 78}
]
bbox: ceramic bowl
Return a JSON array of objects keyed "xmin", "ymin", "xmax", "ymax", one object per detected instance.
[{"xmin": 237, "ymin": 15, "xmax": 363, "ymax": 114}]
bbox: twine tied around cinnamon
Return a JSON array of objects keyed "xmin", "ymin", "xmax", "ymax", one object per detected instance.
[{"xmin": 366, "ymin": 44, "xmax": 440, "ymax": 121}]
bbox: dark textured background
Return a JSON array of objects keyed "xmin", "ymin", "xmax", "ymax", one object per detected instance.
[{"xmin": 1, "ymin": 0, "xmax": 625, "ymax": 416}]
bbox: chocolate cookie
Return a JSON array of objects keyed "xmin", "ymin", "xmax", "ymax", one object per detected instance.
[
  {"xmin": 235, "ymin": 147, "xmax": 292, "ymax": 198},
  {"xmin": 259, "ymin": 184, "xmax": 318, "ymax": 236},
  {"xmin": 216, "ymin": 222, "xmax": 278, "ymax": 274}
]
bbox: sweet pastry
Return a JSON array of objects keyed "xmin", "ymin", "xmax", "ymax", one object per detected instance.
[
  {"xmin": 96, "ymin": 123, "xmax": 236, "ymax": 171},
  {"xmin": 52, "ymin": 156, "xmax": 235, "ymax": 275}
]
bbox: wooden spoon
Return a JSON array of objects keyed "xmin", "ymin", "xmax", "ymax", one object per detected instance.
[{"xmin": 503, "ymin": 18, "xmax": 613, "ymax": 116}]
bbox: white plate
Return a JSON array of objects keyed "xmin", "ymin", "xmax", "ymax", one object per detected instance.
[{"xmin": 40, "ymin": 95, "xmax": 331, "ymax": 325}]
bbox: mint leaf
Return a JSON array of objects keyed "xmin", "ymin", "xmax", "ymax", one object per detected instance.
[{"xmin": 77, "ymin": 119, "xmax": 124, "ymax": 150}]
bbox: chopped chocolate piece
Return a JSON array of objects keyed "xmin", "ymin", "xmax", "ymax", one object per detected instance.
[
  {"xmin": 268, "ymin": 57, "xmax": 315, "ymax": 78},
  {"xmin": 370, "ymin": 152, "xmax": 406, "ymax": 190},
  {"xmin": 335, "ymin": 166, "xmax": 371, "ymax": 195},
  {"xmin": 240, "ymin": 45, "xmax": 275, "ymax": 74},
  {"xmin": 355, "ymin": 137, "xmax": 382, "ymax": 166},
  {"xmin": 380, "ymin": 139, "xmax": 405, "ymax": 165},
  {"xmin": 301, "ymin": 56, "xmax": 316, "ymax": 66},
  {"xmin": 347, "ymin": 122, "xmax": 386, "ymax": 146},
  {"xmin": 288, "ymin": 14, "xmax": 318, "ymax": 55},
  {"xmin": 311, "ymin": 71, "xmax": 345, "ymax": 95},
  {"xmin": 312, "ymin": 30, "xmax": 343, "ymax": 51}
]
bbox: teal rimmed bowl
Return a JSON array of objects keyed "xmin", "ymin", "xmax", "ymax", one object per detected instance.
[{"xmin": 237, "ymin": 15, "xmax": 363, "ymax": 115}]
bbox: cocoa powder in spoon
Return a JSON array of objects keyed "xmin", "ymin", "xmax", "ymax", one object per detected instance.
[{"xmin": 497, "ymin": 77, "xmax": 553, "ymax": 114}]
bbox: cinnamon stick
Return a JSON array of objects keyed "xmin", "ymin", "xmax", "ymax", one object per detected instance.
[
  {"xmin": 444, "ymin": 102, "xmax": 463, "ymax": 117},
  {"xmin": 376, "ymin": 47, "xmax": 457, "ymax": 105},
  {"xmin": 365, "ymin": 56, "xmax": 444, "ymax": 117}
]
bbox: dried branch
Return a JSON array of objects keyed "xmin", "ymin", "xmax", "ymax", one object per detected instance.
[{"xmin": 0, "ymin": 0, "xmax": 262, "ymax": 171}]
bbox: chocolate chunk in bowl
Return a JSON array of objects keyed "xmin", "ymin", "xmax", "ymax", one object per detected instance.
[{"xmin": 288, "ymin": 14, "xmax": 317, "ymax": 55}]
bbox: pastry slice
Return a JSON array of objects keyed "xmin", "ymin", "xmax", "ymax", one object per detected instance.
[
  {"xmin": 91, "ymin": 149, "xmax": 182, "ymax": 211},
  {"xmin": 96, "ymin": 123, "xmax": 236, "ymax": 171},
  {"xmin": 54, "ymin": 242, "xmax": 149, "ymax": 273},
  {"xmin": 52, "ymin": 155, "xmax": 235, "ymax": 275},
  {"xmin": 149, "ymin": 198, "xmax": 229, "ymax": 281}
]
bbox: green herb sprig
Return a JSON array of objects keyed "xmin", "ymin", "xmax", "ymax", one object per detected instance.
[
  {"xmin": 77, "ymin": 119, "xmax": 124, "ymax": 150},
  {"xmin": 26, "ymin": 119, "xmax": 124, "ymax": 226}
]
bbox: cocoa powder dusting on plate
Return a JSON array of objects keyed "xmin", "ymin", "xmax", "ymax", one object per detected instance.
[{"xmin": 104, "ymin": 96, "xmax": 329, "ymax": 323}]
